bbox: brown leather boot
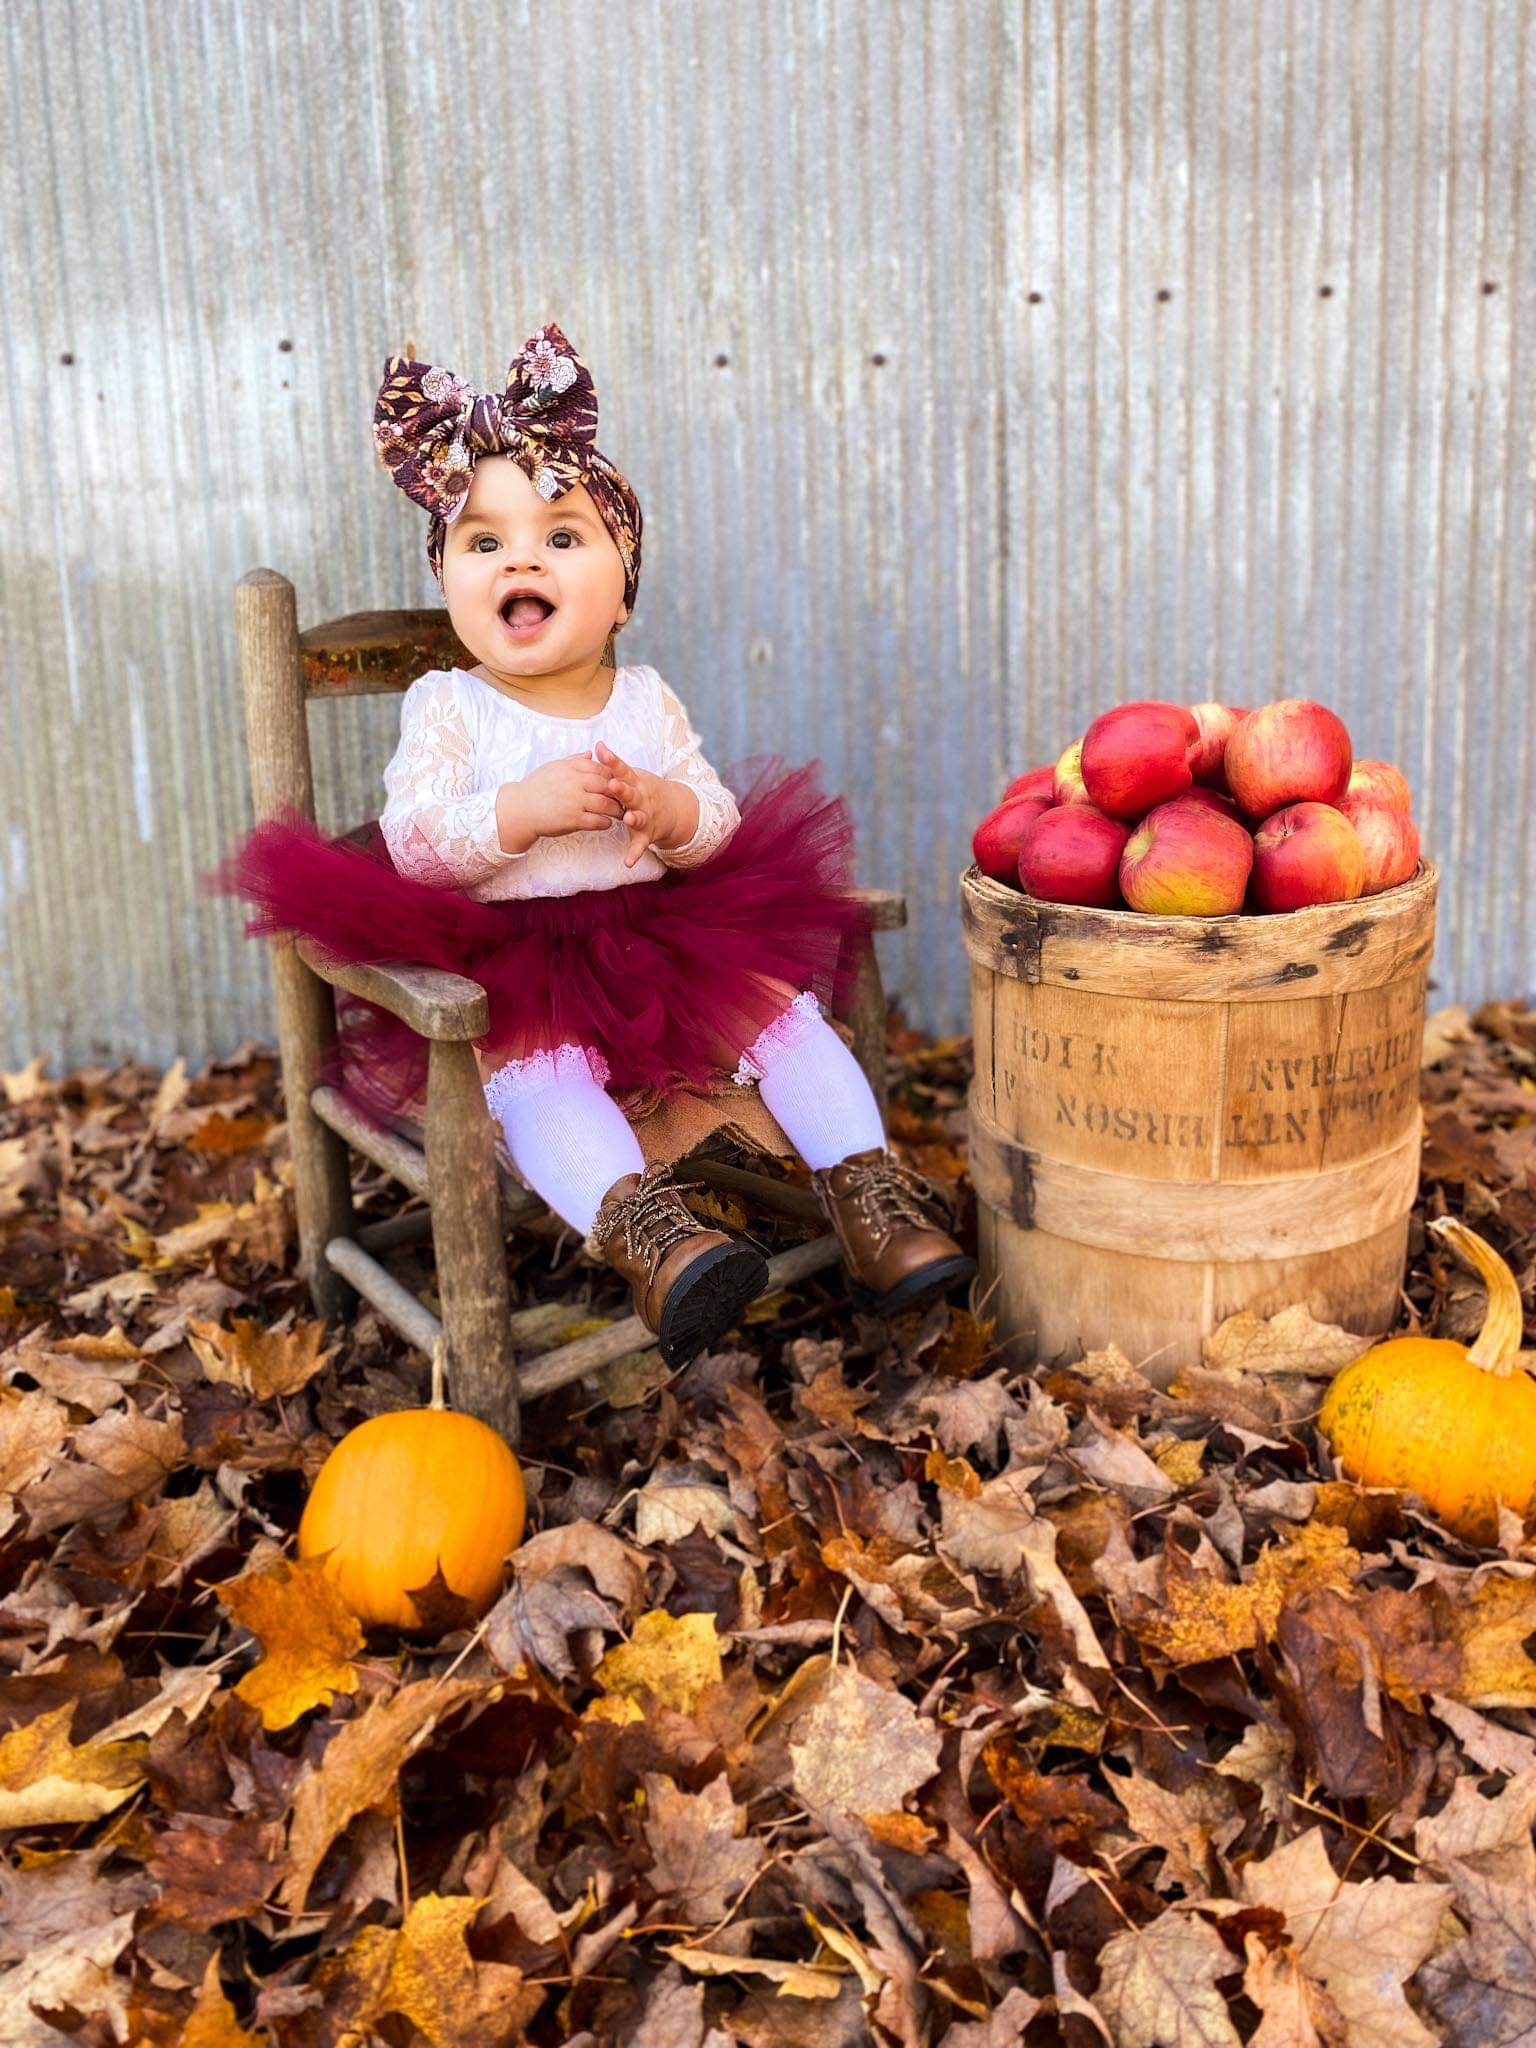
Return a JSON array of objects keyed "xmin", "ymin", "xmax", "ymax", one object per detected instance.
[
  {"xmin": 809, "ymin": 1146, "xmax": 976, "ymax": 1316},
  {"xmin": 588, "ymin": 1161, "xmax": 769, "ymax": 1367}
]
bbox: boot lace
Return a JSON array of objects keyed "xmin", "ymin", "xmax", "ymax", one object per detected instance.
[
  {"xmin": 589, "ymin": 1161, "xmax": 707, "ymax": 1269},
  {"xmin": 842, "ymin": 1153, "xmax": 950, "ymax": 1251}
]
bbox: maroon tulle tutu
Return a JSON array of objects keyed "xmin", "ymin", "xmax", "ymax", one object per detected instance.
[{"xmin": 206, "ymin": 755, "xmax": 875, "ymax": 1131}]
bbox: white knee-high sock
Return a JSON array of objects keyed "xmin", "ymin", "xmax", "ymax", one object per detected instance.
[
  {"xmin": 734, "ymin": 992, "xmax": 888, "ymax": 1171},
  {"xmin": 484, "ymin": 1045, "xmax": 645, "ymax": 1235}
]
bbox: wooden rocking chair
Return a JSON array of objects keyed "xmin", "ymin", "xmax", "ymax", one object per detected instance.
[{"xmin": 235, "ymin": 569, "xmax": 907, "ymax": 1443}]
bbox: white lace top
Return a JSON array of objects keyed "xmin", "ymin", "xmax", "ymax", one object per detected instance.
[{"xmin": 377, "ymin": 664, "xmax": 741, "ymax": 899}]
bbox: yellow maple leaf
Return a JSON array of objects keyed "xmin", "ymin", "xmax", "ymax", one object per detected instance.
[
  {"xmin": 583, "ymin": 1695, "xmax": 645, "ymax": 1727},
  {"xmin": 0, "ymin": 1702, "xmax": 145, "ymax": 1828},
  {"xmin": 294, "ymin": 1894, "xmax": 499, "ymax": 2047},
  {"xmin": 1451, "ymin": 1574, "xmax": 1536, "ymax": 1708},
  {"xmin": 176, "ymin": 1950, "xmax": 266, "ymax": 2046},
  {"xmin": 1151, "ymin": 1438, "xmax": 1207, "ymax": 1488},
  {"xmin": 596, "ymin": 1610, "xmax": 723, "ymax": 1713},
  {"xmin": 380, "ymin": 1893, "xmax": 490, "ymax": 2043},
  {"xmin": 187, "ymin": 1316, "xmax": 337, "ymax": 1399},
  {"xmin": 216, "ymin": 1555, "xmax": 364, "ymax": 1730},
  {"xmin": 1135, "ymin": 1520, "xmax": 1359, "ymax": 1667}
]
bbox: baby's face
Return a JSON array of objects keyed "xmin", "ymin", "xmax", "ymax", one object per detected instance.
[{"xmin": 440, "ymin": 457, "xmax": 628, "ymax": 677}]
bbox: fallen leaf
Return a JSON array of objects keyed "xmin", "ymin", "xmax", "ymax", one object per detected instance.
[
  {"xmin": 633, "ymin": 1476, "xmax": 736, "ymax": 1546},
  {"xmin": 597, "ymin": 1610, "xmax": 724, "ymax": 1713},
  {"xmin": 0, "ymin": 1389, "xmax": 70, "ymax": 1536},
  {"xmin": 660, "ymin": 1943, "xmax": 845, "ymax": 1999},
  {"xmin": 485, "ymin": 1520, "xmax": 647, "ymax": 1682},
  {"xmin": 215, "ymin": 1555, "xmax": 365, "ymax": 1730},
  {"xmin": 1202, "ymin": 1302, "xmax": 1375, "ymax": 1378},
  {"xmin": 22, "ymin": 1403, "xmax": 185, "ymax": 1536},
  {"xmin": 941, "ymin": 1988, "xmax": 1045, "ymax": 2046},
  {"xmin": 1111, "ymin": 1768, "xmax": 1242, "ymax": 1893},
  {"xmin": 187, "ymin": 1314, "xmax": 337, "ymax": 1397},
  {"xmin": 279, "ymin": 1676, "xmax": 488, "ymax": 1911},
  {"xmin": 1241, "ymin": 1933, "xmax": 1349, "ymax": 2048},
  {"xmin": 1240, "ymin": 1827, "xmax": 1447, "ymax": 2048},
  {"xmin": 643, "ymin": 1771, "xmax": 763, "ymax": 1923},
  {"xmin": 1415, "ymin": 1766, "xmax": 1536, "ymax": 1887},
  {"xmin": 939, "ymin": 1474, "xmax": 1110, "ymax": 1668},
  {"xmin": 0, "ymin": 1910, "xmax": 136, "ymax": 2047},
  {"xmin": 0, "ymin": 1702, "xmax": 145, "ymax": 1827},
  {"xmin": 790, "ymin": 1664, "xmax": 941, "ymax": 1819},
  {"xmin": 1131, "ymin": 1521, "xmax": 1359, "ymax": 1667},
  {"xmin": 1451, "ymin": 1572, "xmax": 1536, "ymax": 1707},
  {"xmin": 1095, "ymin": 1909, "xmax": 1242, "ymax": 2047},
  {"xmin": 170, "ymin": 1950, "xmax": 267, "ymax": 2044}
]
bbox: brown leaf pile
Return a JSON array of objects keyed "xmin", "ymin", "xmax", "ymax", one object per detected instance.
[{"xmin": 1, "ymin": 1002, "xmax": 1534, "ymax": 2044}]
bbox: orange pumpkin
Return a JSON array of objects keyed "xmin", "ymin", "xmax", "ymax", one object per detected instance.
[
  {"xmin": 1318, "ymin": 1216, "xmax": 1536, "ymax": 1544},
  {"xmin": 298, "ymin": 1341, "xmax": 525, "ymax": 1630}
]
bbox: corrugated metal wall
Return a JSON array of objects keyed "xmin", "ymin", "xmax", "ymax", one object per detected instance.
[{"xmin": 4, "ymin": 0, "xmax": 1533, "ymax": 1074}]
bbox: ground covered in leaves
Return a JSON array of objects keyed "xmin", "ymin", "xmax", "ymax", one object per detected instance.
[{"xmin": 1, "ymin": 998, "xmax": 1535, "ymax": 2045}]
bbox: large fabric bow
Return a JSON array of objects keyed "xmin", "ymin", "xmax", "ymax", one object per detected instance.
[{"xmin": 372, "ymin": 322, "xmax": 642, "ymax": 608}]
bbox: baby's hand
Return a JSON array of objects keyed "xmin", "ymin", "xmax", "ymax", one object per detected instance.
[
  {"xmin": 496, "ymin": 753, "xmax": 625, "ymax": 853},
  {"xmin": 593, "ymin": 742, "xmax": 679, "ymax": 868}
]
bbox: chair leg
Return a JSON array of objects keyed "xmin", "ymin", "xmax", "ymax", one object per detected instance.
[
  {"xmin": 277, "ymin": 946, "xmax": 357, "ymax": 1321},
  {"xmin": 847, "ymin": 935, "xmax": 890, "ymax": 1127},
  {"xmin": 425, "ymin": 1039, "xmax": 520, "ymax": 1446},
  {"xmin": 236, "ymin": 566, "xmax": 354, "ymax": 1319}
]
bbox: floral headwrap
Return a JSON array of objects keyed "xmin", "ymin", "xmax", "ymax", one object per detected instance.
[{"xmin": 372, "ymin": 323, "xmax": 642, "ymax": 614}]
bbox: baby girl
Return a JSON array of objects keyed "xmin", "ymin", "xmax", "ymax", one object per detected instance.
[{"xmin": 222, "ymin": 324, "xmax": 973, "ymax": 1367}]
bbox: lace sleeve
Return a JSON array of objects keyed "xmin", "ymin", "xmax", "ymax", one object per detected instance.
[
  {"xmin": 378, "ymin": 673, "xmax": 523, "ymax": 889},
  {"xmin": 651, "ymin": 673, "xmax": 741, "ymax": 869}
]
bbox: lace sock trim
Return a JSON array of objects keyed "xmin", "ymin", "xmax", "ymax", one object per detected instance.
[
  {"xmin": 732, "ymin": 988, "xmax": 824, "ymax": 1087},
  {"xmin": 483, "ymin": 1041, "xmax": 613, "ymax": 1121}
]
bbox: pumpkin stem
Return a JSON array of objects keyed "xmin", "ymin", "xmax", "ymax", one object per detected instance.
[
  {"xmin": 429, "ymin": 1337, "xmax": 448, "ymax": 1410},
  {"xmin": 1428, "ymin": 1216, "xmax": 1526, "ymax": 1376}
]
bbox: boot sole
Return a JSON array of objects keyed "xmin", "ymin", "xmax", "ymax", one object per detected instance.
[
  {"xmin": 849, "ymin": 1253, "xmax": 977, "ymax": 1319},
  {"xmin": 656, "ymin": 1242, "xmax": 771, "ymax": 1367}
]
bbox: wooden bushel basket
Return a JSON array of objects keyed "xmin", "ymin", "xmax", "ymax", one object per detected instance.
[{"xmin": 960, "ymin": 862, "xmax": 1439, "ymax": 1381}]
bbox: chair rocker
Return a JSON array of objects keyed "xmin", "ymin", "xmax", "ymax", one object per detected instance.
[{"xmin": 235, "ymin": 569, "xmax": 907, "ymax": 1445}]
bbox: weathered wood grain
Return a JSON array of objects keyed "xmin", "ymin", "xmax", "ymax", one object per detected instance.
[{"xmin": 961, "ymin": 860, "xmax": 1436, "ymax": 1376}]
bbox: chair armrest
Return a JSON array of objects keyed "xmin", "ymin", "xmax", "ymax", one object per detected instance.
[
  {"xmin": 295, "ymin": 940, "xmax": 488, "ymax": 1040},
  {"xmin": 849, "ymin": 887, "xmax": 907, "ymax": 931}
]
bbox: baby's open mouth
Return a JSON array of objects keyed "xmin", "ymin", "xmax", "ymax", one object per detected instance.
[{"xmin": 500, "ymin": 593, "xmax": 556, "ymax": 629}]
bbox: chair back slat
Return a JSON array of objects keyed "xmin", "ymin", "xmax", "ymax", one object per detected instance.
[{"xmin": 300, "ymin": 609, "xmax": 475, "ymax": 698}]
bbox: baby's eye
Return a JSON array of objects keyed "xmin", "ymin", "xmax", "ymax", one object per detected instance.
[
  {"xmin": 471, "ymin": 534, "xmax": 498, "ymax": 552},
  {"xmin": 549, "ymin": 530, "xmax": 580, "ymax": 549}
]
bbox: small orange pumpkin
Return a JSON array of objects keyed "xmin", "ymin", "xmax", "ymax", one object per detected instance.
[
  {"xmin": 1318, "ymin": 1216, "xmax": 1536, "ymax": 1544},
  {"xmin": 298, "ymin": 1340, "xmax": 525, "ymax": 1630}
]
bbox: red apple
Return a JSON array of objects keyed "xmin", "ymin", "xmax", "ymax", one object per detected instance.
[
  {"xmin": 1179, "ymin": 786, "xmax": 1243, "ymax": 823},
  {"xmin": 1002, "ymin": 764, "xmax": 1056, "ymax": 805},
  {"xmin": 1053, "ymin": 739, "xmax": 1092, "ymax": 806},
  {"xmin": 973, "ymin": 796, "xmax": 1053, "ymax": 883},
  {"xmin": 1337, "ymin": 792, "xmax": 1420, "ymax": 894},
  {"xmin": 1120, "ymin": 798, "xmax": 1254, "ymax": 916},
  {"xmin": 1080, "ymin": 701, "xmax": 1200, "ymax": 819},
  {"xmin": 1346, "ymin": 759, "xmax": 1413, "ymax": 812},
  {"xmin": 1224, "ymin": 699, "xmax": 1353, "ymax": 818},
  {"xmin": 1017, "ymin": 805, "xmax": 1131, "ymax": 908},
  {"xmin": 1250, "ymin": 802, "xmax": 1366, "ymax": 912},
  {"xmin": 1188, "ymin": 702, "xmax": 1246, "ymax": 786}
]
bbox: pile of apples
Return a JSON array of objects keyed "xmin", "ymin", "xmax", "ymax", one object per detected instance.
[{"xmin": 972, "ymin": 699, "xmax": 1421, "ymax": 915}]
